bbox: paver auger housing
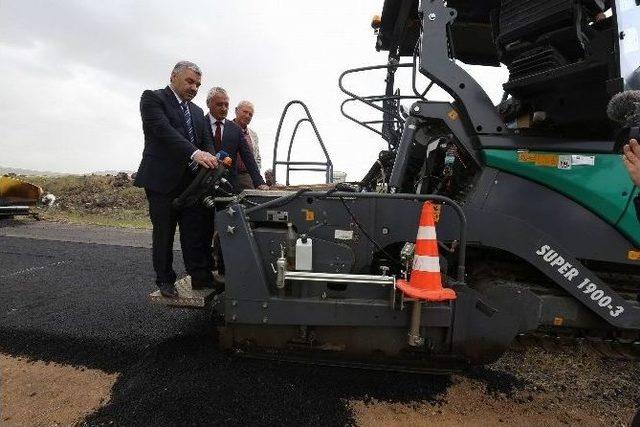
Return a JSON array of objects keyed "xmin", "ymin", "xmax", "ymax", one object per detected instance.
[{"xmin": 161, "ymin": 0, "xmax": 640, "ymax": 370}]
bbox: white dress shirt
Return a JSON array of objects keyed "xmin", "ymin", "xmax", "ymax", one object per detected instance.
[{"xmin": 208, "ymin": 114, "xmax": 226, "ymax": 141}]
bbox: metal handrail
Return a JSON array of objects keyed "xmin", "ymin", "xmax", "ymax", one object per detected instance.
[
  {"xmin": 337, "ymin": 31, "xmax": 437, "ymax": 148},
  {"xmin": 272, "ymin": 100, "xmax": 333, "ymax": 185}
]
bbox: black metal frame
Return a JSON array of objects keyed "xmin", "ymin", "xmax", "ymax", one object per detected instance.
[
  {"xmin": 418, "ymin": 1, "xmax": 506, "ymax": 135},
  {"xmin": 216, "ymin": 189, "xmax": 523, "ymax": 364},
  {"xmin": 246, "ymin": 190, "xmax": 468, "ymax": 282}
]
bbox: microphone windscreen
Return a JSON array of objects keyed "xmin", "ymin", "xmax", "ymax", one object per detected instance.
[{"xmin": 607, "ymin": 90, "xmax": 640, "ymax": 125}]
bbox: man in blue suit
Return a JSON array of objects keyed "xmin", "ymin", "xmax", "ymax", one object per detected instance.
[
  {"xmin": 134, "ymin": 61, "xmax": 219, "ymax": 297},
  {"xmin": 204, "ymin": 87, "xmax": 268, "ymax": 192}
]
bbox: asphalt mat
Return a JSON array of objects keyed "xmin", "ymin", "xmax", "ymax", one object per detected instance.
[{"xmin": 0, "ymin": 233, "xmax": 457, "ymax": 426}]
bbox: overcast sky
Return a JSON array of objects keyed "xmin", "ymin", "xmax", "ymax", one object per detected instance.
[{"xmin": 1, "ymin": 0, "xmax": 508, "ymax": 182}]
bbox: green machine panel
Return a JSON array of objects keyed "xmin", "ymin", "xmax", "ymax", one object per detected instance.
[{"xmin": 483, "ymin": 149, "xmax": 640, "ymax": 246}]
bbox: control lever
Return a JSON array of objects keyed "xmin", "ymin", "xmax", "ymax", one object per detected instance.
[{"xmin": 173, "ymin": 152, "xmax": 233, "ymax": 210}]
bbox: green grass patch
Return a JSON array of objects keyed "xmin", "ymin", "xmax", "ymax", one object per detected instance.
[{"xmin": 38, "ymin": 208, "xmax": 151, "ymax": 229}]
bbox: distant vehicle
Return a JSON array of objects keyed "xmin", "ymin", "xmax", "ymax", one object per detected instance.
[{"xmin": 0, "ymin": 175, "xmax": 43, "ymax": 218}]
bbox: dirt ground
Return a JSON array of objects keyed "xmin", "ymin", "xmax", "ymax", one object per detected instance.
[
  {"xmin": 1, "ymin": 354, "xmax": 117, "ymax": 426},
  {"xmin": 350, "ymin": 348, "xmax": 639, "ymax": 427},
  {"xmin": 2, "ymin": 347, "xmax": 638, "ymax": 426}
]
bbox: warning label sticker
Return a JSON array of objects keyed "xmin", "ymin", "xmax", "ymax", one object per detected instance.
[
  {"xmin": 558, "ymin": 155, "xmax": 572, "ymax": 170},
  {"xmin": 628, "ymin": 250, "xmax": 640, "ymax": 261},
  {"xmin": 334, "ymin": 229, "xmax": 354, "ymax": 240},
  {"xmin": 517, "ymin": 151, "xmax": 559, "ymax": 167},
  {"xmin": 517, "ymin": 151, "xmax": 595, "ymax": 170}
]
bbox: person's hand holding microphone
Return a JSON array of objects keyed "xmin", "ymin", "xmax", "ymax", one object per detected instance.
[
  {"xmin": 192, "ymin": 149, "xmax": 218, "ymax": 169},
  {"xmin": 623, "ymin": 139, "xmax": 640, "ymax": 187}
]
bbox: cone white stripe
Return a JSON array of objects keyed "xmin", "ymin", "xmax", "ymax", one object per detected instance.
[
  {"xmin": 416, "ymin": 225, "xmax": 436, "ymax": 240},
  {"xmin": 412, "ymin": 255, "xmax": 440, "ymax": 272}
]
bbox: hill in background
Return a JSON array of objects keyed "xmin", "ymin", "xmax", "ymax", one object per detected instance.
[
  {"xmin": 1, "ymin": 166, "xmax": 134, "ymax": 177},
  {"xmin": 0, "ymin": 166, "xmax": 67, "ymax": 177}
]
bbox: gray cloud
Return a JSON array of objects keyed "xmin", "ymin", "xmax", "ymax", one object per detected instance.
[{"xmin": 1, "ymin": 0, "xmax": 507, "ymax": 179}]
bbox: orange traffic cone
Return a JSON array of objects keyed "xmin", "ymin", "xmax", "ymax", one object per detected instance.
[{"xmin": 396, "ymin": 202, "xmax": 457, "ymax": 302}]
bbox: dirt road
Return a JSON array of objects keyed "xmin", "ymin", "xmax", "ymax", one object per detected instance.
[{"xmin": 1, "ymin": 220, "xmax": 638, "ymax": 426}]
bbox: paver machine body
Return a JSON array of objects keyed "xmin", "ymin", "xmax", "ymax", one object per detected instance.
[{"xmin": 169, "ymin": 0, "xmax": 640, "ymax": 370}]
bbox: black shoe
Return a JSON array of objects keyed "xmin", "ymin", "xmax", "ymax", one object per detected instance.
[
  {"xmin": 158, "ymin": 282, "xmax": 179, "ymax": 298},
  {"xmin": 191, "ymin": 273, "xmax": 213, "ymax": 288},
  {"xmin": 192, "ymin": 278, "xmax": 224, "ymax": 294}
]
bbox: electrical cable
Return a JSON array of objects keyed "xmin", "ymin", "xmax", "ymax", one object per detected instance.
[{"xmin": 322, "ymin": 187, "xmax": 404, "ymax": 268}]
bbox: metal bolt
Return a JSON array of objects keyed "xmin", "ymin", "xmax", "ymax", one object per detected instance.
[
  {"xmin": 413, "ymin": 105, "xmax": 420, "ymax": 112},
  {"xmin": 428, "ymin": 13, "xmax": 436, "ymax": 21},
  {"xmin": 262, "ymin": 302, "xmax": 268, "ymax": 309},
  {"xmin": 230, "ymin": 314, "xmax": 237, "ymax": 321},
  {"xmin": 381, "ymin": 227, "xmax": 389, "ymax": 235},
  {"xmin": 321, "ymin": 291, "xmax": 327, "ymax": 300},
  {"xmin": 262, "ymin": 316, "xmax": 268, "ymax": 324},
  {"xmin": 231, "ymin": 300, "xmax": 238, "ymax": 306}
]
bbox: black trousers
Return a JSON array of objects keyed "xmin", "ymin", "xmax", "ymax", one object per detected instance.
[{"xmin": 145, "ymin": 185, "xmax": 214, "ymax": 286}]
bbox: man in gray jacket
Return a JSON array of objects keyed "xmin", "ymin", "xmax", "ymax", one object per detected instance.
[{"xmin": 232, "ymin": 100, "xmax": 262, "ymax": 190}]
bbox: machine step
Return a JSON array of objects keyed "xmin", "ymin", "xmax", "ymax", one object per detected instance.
[{"xmin": 148, "ymin": 276, "xmax": 219, "ymax": 308}]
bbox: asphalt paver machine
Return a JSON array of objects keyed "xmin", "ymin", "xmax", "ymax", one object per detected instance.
[{"xmin": 155, "ymin": 0, "xmax": 640, "ymax": 370}]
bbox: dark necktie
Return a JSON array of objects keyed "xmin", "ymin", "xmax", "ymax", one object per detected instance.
[
  {"xmin": 214, "ymin": 121, "xmax": 222, "ymax": 151},
  {"xmin": 181, "ymin": 102, "xmax": 199, "ymax": 172},
  {"xmin": 181, "ymin": 102, "xmax": 196, "ymax": 145}
]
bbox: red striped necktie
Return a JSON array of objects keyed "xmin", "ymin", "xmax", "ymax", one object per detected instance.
[{"xmin": 214, "ymin": 121, "xmax": 222, "ymax": 151}]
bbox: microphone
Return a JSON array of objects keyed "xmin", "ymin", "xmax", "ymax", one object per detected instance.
[
  {"xmin": 607, "ymin": 90, "xmax": 640, "ymax": 125},
  {"xmin": 188, "ymin": 150, "xmax": 231, "ymax": 173},
  {"xmin": 607, "ymin": 90, "xmax": 640, "ymax": 149}
]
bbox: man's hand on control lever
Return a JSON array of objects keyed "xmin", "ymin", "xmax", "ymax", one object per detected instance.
[
  {"xmin": 193, "ymin": 150, "xmax": 218, "ymax": 169},
  {"xmin": 623, "ymin": 139, "xmax": 640, "ymax": 187}
]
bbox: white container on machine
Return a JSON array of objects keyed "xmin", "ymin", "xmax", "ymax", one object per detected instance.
[
  {"xmin": 332, "ymin": 171, "xmax": 347, "ymax": 183},
  {"xmin": 295, "ymin": 236, "xmax": 313, "ymax": 271}
]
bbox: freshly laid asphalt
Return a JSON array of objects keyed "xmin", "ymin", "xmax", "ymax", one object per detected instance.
[{"xmin": 0, "ymin": 220, "xmax": 454, "ymax": 426}]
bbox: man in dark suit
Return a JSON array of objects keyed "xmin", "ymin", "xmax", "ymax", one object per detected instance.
[
  {"xmin": 134, "ymin": 61, "xmax": 219, "ymax": 297},
  {"xmin": 204, "ymin": 87, "xmax": 268, "ymax": 192},
  {"xmin": 204, "ymin": 87, "xmax": 268, "ymax": 281}
]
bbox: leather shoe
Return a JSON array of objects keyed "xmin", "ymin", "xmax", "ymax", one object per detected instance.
[
  {"xmin": 191, "ymin": 279, "xmax": 224, "ymax": 294},
  {"xmin": 158, "ymin": 282, "xmax": 179, "ymax": 298},
  {"xmin": 191, "ymin": 278, "xmax": 214, "ymax": 289}
]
